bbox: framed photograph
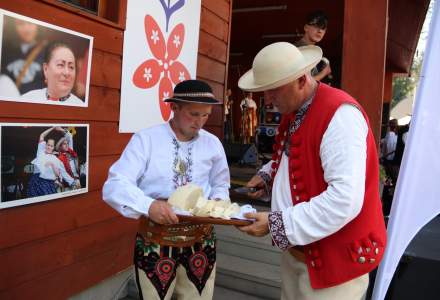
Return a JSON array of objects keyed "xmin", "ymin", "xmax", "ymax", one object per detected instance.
[
  {"xmin": 0, "ymin": 9, "xmax": 93, "ymax": 107},
  {"xmin": 0, "ymin": 123, "xmax": 89, "ymax": 209}
]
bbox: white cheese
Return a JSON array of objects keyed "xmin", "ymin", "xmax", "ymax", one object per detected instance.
[{"xmin": 168, "ymin": 184, "xmax": 203, "ymax": 211}]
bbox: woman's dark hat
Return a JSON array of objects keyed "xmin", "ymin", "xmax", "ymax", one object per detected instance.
[{"xmin": 164, "ymin": 80, "xmax": 220, "ymax": 104}]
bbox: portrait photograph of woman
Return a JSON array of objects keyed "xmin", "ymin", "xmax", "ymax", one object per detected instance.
[
  {"xmin": 0, "ymin": 9, "xmax": 93, "ymax": 107},
  {"xmin": 0, "ymin": 123, "xmax": 89, "ymax": 209}
]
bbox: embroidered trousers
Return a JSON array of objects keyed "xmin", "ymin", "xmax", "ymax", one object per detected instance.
[
  {"xmin": 136, "ymin": 263, "xmax": 216, "ymax": 300},
  {"xmin": 134, "ymin": 233, "xmax": 216, "ymax": 300},
  {"xmin": 281, "ymin": 251, "xmax": 369, "ymax": 300}
]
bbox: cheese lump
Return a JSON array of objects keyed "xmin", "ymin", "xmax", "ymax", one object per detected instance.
[
  {"xmin": 168, "ymin": 184, "xmax": 203, "ymax": 211},
  {"xmin": 168, "ymin": 185, "xmax": 241, "ymax": 219}
]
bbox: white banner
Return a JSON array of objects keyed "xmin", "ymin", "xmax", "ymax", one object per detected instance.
[
  {"xmin": 372, "ymin": 2, "xmax": 440, "ymax": 299},
  {"xmin": 119, "ymin": 0, "xmax": 201, "ymax": 132}
]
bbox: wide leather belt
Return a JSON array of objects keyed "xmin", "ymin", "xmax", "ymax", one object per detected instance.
[
  {"xmin": 288, "ymin": 246, "xmax": 306, "ymax": 263},
  {"xmin": 138, "ymin": 216, "xmax": 213, "ymax": 247}
]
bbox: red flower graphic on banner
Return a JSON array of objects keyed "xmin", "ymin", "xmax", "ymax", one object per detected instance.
[{"xmin": 133, "ymin": 15, "xmax": 190, "ymax": 120}]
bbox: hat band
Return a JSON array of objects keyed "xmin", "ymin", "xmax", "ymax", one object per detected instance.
[{"xmin": 173, "ymin": 92, "xmax": 215, "ymax": 98}]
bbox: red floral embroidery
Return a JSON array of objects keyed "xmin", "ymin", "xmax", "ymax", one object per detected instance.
[{"xmin": 133, "ymin": 15, "xmax": 190, "ymax": 121}]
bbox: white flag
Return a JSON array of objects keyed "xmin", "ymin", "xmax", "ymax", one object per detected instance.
[{"xmin": 372, "ymin": 2, "xmax": 440, "ymax": 299}]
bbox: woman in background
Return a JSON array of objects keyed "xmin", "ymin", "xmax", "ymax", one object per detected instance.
[{"xmin": 21, "ymin": 42, "xmax": 83, "ymax": 105}]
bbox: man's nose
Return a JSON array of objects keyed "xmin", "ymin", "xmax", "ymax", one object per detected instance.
[{"xmin": 194, "ymin": 118, "xmax": 202, "ymax": 127}]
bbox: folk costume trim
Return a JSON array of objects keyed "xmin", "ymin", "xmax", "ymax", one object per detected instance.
[
  {"xmin": 269, "ymin": 211, "xmax": 290, "ymax": 251},
  {"xmin": 285, "ymin": 98, "xmax": 312, "ymax": 156},
  {"xmin": 134, "ymin": 232, "xmax": 216, "ymax": 300},
  {"xmin": 45, "ymin": 90, "xmax": 71, "ymax": 101},
  {"xmin": 172, "ymin": 137, "xmax": 193, "ymax": 188},
  {"xmin": 173, "ymin": 92, "xmax": 215, "ymax": 98}
]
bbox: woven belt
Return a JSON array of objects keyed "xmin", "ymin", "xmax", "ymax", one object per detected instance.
[
  {"xmin": 288, "ymin": 246, "xmax": 306, "ymax": 263},
  {"xmin": 138, "ymin": 216, "xmax": 213, "ymax": 247}
]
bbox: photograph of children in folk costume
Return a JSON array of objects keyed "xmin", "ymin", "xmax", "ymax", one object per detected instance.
[{"xmin": 0, "ymin": 123, "xmax": 89, "ymax": 209}]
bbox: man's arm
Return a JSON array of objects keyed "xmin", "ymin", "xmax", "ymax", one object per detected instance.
[
  {"xmin": 102, "ymin": 133, "xmax": 155, "ymax": 219},
  {"xmin": 103, "ymin": 133, "xmax": 178, "ymax": 224},
  {"xmin": 245, "ymin": 160, "xmax": 273, "ymax": 199},
  {"xmin": 208, "ymin": 138, "xmax": 231, "ymax": 200},
  {"xmin": 65, "ymin": 130, "xmax": 74, "ymax": 148},
  {"xmin": 313, "ymin": 62, "xmax": 331, "ymax": 81}
]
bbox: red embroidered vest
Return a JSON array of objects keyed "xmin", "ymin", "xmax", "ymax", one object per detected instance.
[{"xmin": 270, "ymin": 83, "xmax": 387, "ymax": 289}]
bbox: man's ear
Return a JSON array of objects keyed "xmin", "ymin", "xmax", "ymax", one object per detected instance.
[
  {"xmin": 303, "ymin": 24, "xmax": 309, "ymax": 33},
  {"xmin": 298, "ymin": 75, "xmax": 307, "ymax": 89},
  {"xmin": 170, "ymin": 102, "xmax": 179, "ymax": 112}
]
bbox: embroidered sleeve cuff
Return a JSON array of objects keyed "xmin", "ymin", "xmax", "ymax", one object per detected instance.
[{"xmin": 269, "ymin": 211, "xmax": 292, "ymax": 251}]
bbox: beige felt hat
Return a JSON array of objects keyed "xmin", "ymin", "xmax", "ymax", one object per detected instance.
[{"xmin": 238, "ymin": 42, "xmax": 322, "ymax": 92}]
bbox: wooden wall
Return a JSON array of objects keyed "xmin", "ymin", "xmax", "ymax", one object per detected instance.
[
  {"xmin": 341, "ymin": 0, "xmax": 388, "ymax": 143},
  {"xmin": 0, "ymin": 0, "xmax": 232, "ymax": 298}
]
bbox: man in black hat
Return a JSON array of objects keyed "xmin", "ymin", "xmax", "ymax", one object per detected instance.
[
  {"xmin": 103, "ymin": 80, "xmax": 230, "ymax": 300},
  {"xmin": 295, "ymin": 10, "xmax": 332, "ymax": 82}
]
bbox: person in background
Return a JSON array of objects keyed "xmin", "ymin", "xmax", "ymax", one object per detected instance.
[
  {"xmin": 240, "ymin": 92, "xmax": 258, "ymax": 143},
  {"xmin": 236, "ymin": 42, "xmax": 386, "ymax": 300},
  {"xmin": 21, "ymin": 42, "xmax": 84, "ymax": 105},
  {"xmin": 103, "ymin": 80, "xmax": 230, "ymax": 300},
  {"xmin": 295, "ymin": 10, "xmax": 332, "ymax": 82},
  {"xmin": 224, "ymin": 88, "xmax": 234, "ymax": 142},
  {"xmin": 1, "ymin": 18, "xmax": 46, "ymax": 94},
  {"xmin": 381, "ymin": 119, "xmax": 398, "ymax": 162},
  {"xmin": 55, "ymin": 127, "xmax": 81, "ymax": 190}
]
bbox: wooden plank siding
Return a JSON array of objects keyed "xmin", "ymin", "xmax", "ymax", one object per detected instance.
[
  {"xmin": 0, "ymin": 0, "xmax": 232, "ymax": 297},
  {"xmin": 342, "ymin": 0, "xmax": 388, "ymax": 143}
]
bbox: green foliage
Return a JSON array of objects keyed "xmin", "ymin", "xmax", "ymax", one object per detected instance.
[
  {"xmin": 391, "ymin": 54, "xmax": 423, "ymax": 108},
  {"xmin": 379, "ymin": 164, "xmax": 387, "ymax": 183}
]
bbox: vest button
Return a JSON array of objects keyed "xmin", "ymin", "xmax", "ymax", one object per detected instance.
[
  {"xmin": 375, "ymin": 248, "xmax": 380, "ymax": 255},
  {"xmin": 358, "ymin": 256, "xmax": 366, "ymax": 264},
  {"xmin": 295, "ymin": 196, "xmax": 300, "ymax": 201},
  {"xmin": 369, "ymin": 258, "xmax": 376, "ymax": 264},
  {"xmin": 310, "ymin": 260, "xmax": 316, "ymax": 268}
]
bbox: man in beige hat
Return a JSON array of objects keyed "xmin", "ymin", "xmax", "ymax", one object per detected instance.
[{"xmin": 237, "ymin": 42, "xmax": 386, "ymax": 300}]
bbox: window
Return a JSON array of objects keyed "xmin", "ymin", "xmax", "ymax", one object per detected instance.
[
  {"xmin": 57, "ymin": 0, "xmax": 122, "ymax": 24},
  {"xmin": 59, "ymin": 0, "xmax": 99, "ymax": 15}
]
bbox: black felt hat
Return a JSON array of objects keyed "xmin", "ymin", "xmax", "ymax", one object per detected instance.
[{"xmin": 164, "ymin": 80, "xmax": 220, "ymax": 104}]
